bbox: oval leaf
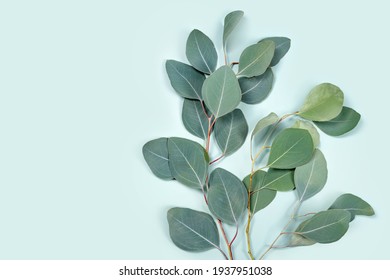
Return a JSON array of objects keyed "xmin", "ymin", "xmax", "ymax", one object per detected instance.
[
  {"xmin": 292, "ymin": 120, "xmax": 320, "ymax": 147},
  {"xmin": 243, "ymin": 170, "xmax": 267, "ymax": 192},
  {"xmin": 208, "ymin": 168, "xmax": 248, "ymax": 225},
  {"xmin": 168, "ymin": 137, "xmax": 208, "ymax": 189},
  {"xmin": 182, "ymin": 99, "xmax": 210, "ymax": 140},
  {"xmin": 251, "ymin": 112, "xmax": 279, "ymax": 141},
  {"xmin": 186, "ymin": 29, "xmax": 218, "ymax": 74},
  {"xmin": 295, "ymin": 149, "xmax": 327, "ymax": 202},
  {"xmin": 250, "ymin": 188, "xmax": 277, "ymax": 214},
  {"xmin": 202, "ymin": 65, "xmax": 241, "ymax": 118},
  {"xmin": 214, "ymin": 109, "xmax": 248, "ymax": 156},
  {"xmin": 314, "ymin": 106, "xmax": 361, "ymax": 136},
  {"xmin": 267, "ymin": 128, "xmax": 314, "ymax": 169},
  {"xmin": 223, "ymin": 10, "xmax": 244, "ymax": 48},
  {"xmin": 298, "ymin": 83, "xmax": 344, "ymax": 121},
  {"xmin": 239, "ymin": 68, "xmax": 274, "ymax": 104},
  {"xmin": 259, "ymin": 37, "xmax": 291, "ymax": 67},
  {"xmin": 294, "ymin": 209, "xmax": 351, "ymax": 243},
  {"xmin": 238, "ymin": 40, "xmax": 275, "ymax": 77},
  {"xmin": 165, "ymin": 60, "xmax": 205, "ymax": 100},
  {"xmin": 142, "ymin": 138, "xmax": 173, "ymax": 180},
  {"xmin": 264, "ymin": 168, "xmax": 295, "ymax": 192},
  {"xmin": 167, "ymin": 207, "xmax": 220, "ymax": 252},
  {"xmin": 329, "ymin": 193, "xmax": 375, "ymax": 221}
]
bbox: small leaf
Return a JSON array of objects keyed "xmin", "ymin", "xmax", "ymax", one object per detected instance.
[
  {"xmin": 167, "ymin": 207, "xmax": 220, "ymax": 252},
  {"xmin": 329, "ymin": 193, "xmax": 375, "ymax": 221},
  {"xmin": 238, "ymin": 41, "xmax": 275, "ymax": 77},
  {"xmin": 295, "ymin": 149, "xmax": 327, "ymax": 202},
  {"xmin": 214, "ymin": 109, "xmax": 248, "ymax": 156},
  {"xmin": 263, "ymin": 169, "xmax": 295, "ymax": 192},
  {"xmin": 168, "ymin": 137, "xmax": 208, "ymax": 189},
  {"xmin": 298, "ymin": 83, "xmax": 344, "ymax": 121},
  {"xmin": 186, "ymin": 29, "xmax": 218, "ymax": 74},
  {"xmin": 182, "ymin": 99, "xmax": 210, "ymax": 140},
  {"xmin": 142, "ymin": 138, "xmax": 173, "ymax": 180},
  {"xmin": 314, "ymin": 106, "xmax": 361, "ymax": 136},
  {"xmin": 267, "ymin": 128, "xmax": 314, "ymax": 169},
  {"xmin": 239, "ymin": 68, "xmax": 274, "ymax": 104},
  {"xmin": 251, "ymin": 112, "xmax": 279, "ymax": 142},
  {"xmin": 202, "ymin": 65, "xmax": 241, "ymax": 118},
  {"xmin": 223, "ymin": 10, "xmax": 244, "ymax": 48},
  {"xmin": 259, "ymin": 37, "xmax": 291, "ymax": 67},
  {"xmin": 243, "ymin": 170, "xmax": 267, "ymax": 192},
  {"xmin": 289, "ymin": 234, "xmax": 316, "ymax": 247},
  {"xmin": 293, "ymin": 209, "xmax": 351, "ymax": 243},
  {"xmin": 292, "ymin": 120, "xmax": 320, "ymax": 147},
  {"xmin": 208, "ymin": 168, "xmax": 248, "ymax": 225},
  {"xmin": 165, "ymin": 60, "xmax": 205, "ymax": 100}
]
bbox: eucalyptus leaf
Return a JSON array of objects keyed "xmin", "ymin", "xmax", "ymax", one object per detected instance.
[
  {"xmin": 223, "ymin": 10, "xmax": 244, "ymax": 49},
  {"xmin": 202, "ymin": 65, "xmax": 241, "ymax": 118},
  {"xmin": 168, "ymin": 137, "xmax": 208, "ymax": 189},
  {"xmin": 289, "ymin": 234, "xmax": 316, "ymax": 247},
  {"xmin": 142, "ymin": 138, "xmax": 173, "ymax": 180},
  {"xmin": 214, "ymin": 109, "xmax": 248, "ymax": 156},
  {"xmin": 298, "ymin": 83, "xmax": 344, "ymax": 121},
  {"xmin": 267, "ymin": 128, "xmax": 314, "ymax": 169},
  {"xmin": 250, "ymin": 188, "xmax": 277, "ymax": 214},
  {"xmin": 186, "ymin": 29, "xmax": 218, "ymax": 74},
  {"xmin": 208, "ymin": 168, "xmax": 248, "ymax": 225},
  {"xmin": 239, "ymin": 68, "xmax": 274, "ymax": 104},
  {"xmin": 293, "ymin": 209, "xmax": 351, "ymax": 243},
  {"xmin": 182, "ymin": 99, "xmax": 210, "ymax": 140},
  {"xmin": 329, "ymin": 193, "xmax": 375, "ymax": 221},
  {"xmin": 263, "ymin": 169, "xmax": 295, "ymax": 192},
  {"xmin": 165, "ymin": 60, "xmax": 205, "ymax": 100},
  {"xmin": 243, "ymin": 170, "xmax": 267, "ymax": 192},
  {"xmin": 251, "ymin": 112, "xmax": 279, "ymax": 141},
  {"xmin": 238, "ymin": 41, "xmax": 275, "ymax": 77},
  {"xmin": 314, "ymin": 106, "xmax": 361, "ymax": 136},
  {"xmin": 295, "ymin": 149, "xmax": 327, "ymax": 202},
  {"xmin": 167, "ymin": 207, "xmax": 220, "ymax": 252},
  {"xmin": 292, "ymin": 120, "xmax": 320, "ymax": 147},
  {"xmin": 259, "ymin": 37, "xmax": 291, "ymax": 67}
]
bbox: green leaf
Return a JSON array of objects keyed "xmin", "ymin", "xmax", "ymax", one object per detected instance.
[
  {"xmin": 243, "ymin": 170, "xmax": 267, "ymax": 192},
  {"xmin": 167, "ymin": 207, "xmax": 220, "ymax": 252},
  {"xmin": 295, "ymin": 149, "xmax": 327, "ymax": 202},
  {"xmin": 186, "ymin": 29, "xmax": 218, "ymax": 74},
  {"xmin": 314, "ymin": 106, "xmax": 361, "ymax": 136},
  {"xmin": 239, "ymin": 68, "xmax": 274, "ymax": 104},
  {"xmin": 259, "ymin": 37, "xmax": 291, "ymax": 67},
  {"xmin": 267, "ymin": 128, "xmax": 314, "ymax": 169},
  {"xmin": 214, "ymin": 109, "xmax": 248, "ymax": 156},
  {"xmin": 165, "ymin": 60, "xmax": 205, "ymax": 100},
  {"xmin": 182, "ymin": 99, "xmax": 210, "ymax": 140},
  {"xmin": 142, "ymin": 138, "xmax": 173, "ymax": 180},
  {"xmin": 208, "ymin": 168, "xmax": 248, "ymax": 225},
  {"xmin": 223, "ymin": 10, "xmax": 244, "ymax": 48},
  {"xmin": 292, "ymin": 120, "xmax": 320, "ymax": 147},
  {"xmin": 264, "ymin": 169, "xmax": 295, "ymax": 192},
  {"xmin": 329, "ymin": 193, "xmax": 375, "ymax": 221},
  {"xmin": 293, "ymin": 209, "xmax": 351, "ymax": 243},
  {"xmin": 251, "ymin": 112, "xmax": 279, "ymax": 142},
  {"xmin": 238, "ymin": 40, "xmax": 275, "ymax": 77},
  {"xmin": 167, "ymin": 137, "xmax": 208, "ymax": 189},
  {"xmin": 298, "ymin": 83, "xmax": 344, "ymax": 121},
  {"xmin": 289, "ymin": 234, "xmax": 316, "ymax": 247},
  {"xmin": 202, "ymin": 65, "xmax": 241, "ymax": 118}
]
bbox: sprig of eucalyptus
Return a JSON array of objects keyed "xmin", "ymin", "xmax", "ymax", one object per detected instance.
[{"xmin": 142, "ymin": 11, "xmax": 374, "ymax": 260}]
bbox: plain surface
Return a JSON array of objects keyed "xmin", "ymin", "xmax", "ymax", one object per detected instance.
[{"xmin": 0, "ymin": 0, "xmax": 389, "ymax": 259}]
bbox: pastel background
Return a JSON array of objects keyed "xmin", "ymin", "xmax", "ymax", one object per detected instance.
[{"xmin": 0, "ymin": 0, "xmax": 389, "ymax": 259}]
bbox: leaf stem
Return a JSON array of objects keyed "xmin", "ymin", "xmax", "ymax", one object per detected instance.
[
  {"xmin": 217, "ymin": 219, "xmax": 233, "ymax": 260},
  {"xmin": 210, "ymin": 154, "xmax": 225, "ymax": 165},
  {"xmin": 245, "ymin": 160, "xmax": 256, "ymax": 260}
]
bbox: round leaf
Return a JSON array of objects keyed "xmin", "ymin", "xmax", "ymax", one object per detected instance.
[
  {"xmin": 214, "ymin": 109, "xmax": 248, "ymax": 156},
  {"xmin": 292, "ymin": 119, "xmax": 320, "ymax": 147},
  {"xmin": 167, "ymin": 207, "xmax": 220, "ymax": 252},
  {"xmin": 264, "ymin": 168, "xmax": 295, "ymax": 192},
  {"xmin": 202, "ymin": 65, "xmax": 241, "ymax": 118},
  {"xmin": 182, "ymin": 99, "xmax": 210, "ymax": 140},
  {"xmin": 329, "ymin": 193, "xmax": 375, "ymax": 221},
  {"xmin": 142, "ymin": 138, "xmax": 173, "ymax": 180},
  {"xmin": 223, "ymin": 10, "xmax": 244, "ymax": 48},
  {"xmin": 259, "ymin": 37, "xmax": 291, "ymax": 67},
  {"xmin": 238, "ymin": 40, "xmax": 275, "ymax": 77},
  {"xmin": 239, "ymin": 68, "xmax": 274, "ymax": 104},
  {"xmin": 250, "ymin": 188, "xmax": 277, "ymax": 215},
  {"xmin": 243, "ymin": 170, "xmax": 267, "ymax": 192},
  {"xmin": 298, "ymin": 83, "xmax": 344, "ymax": 121},
  {"xmin": 251, "ymin": 112, "xmax": 279, "ymax": 141}
]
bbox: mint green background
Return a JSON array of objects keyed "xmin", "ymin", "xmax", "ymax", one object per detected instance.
[{"xmin": 0, "ymin": 0, "xmax": 389, "ymax": 259}]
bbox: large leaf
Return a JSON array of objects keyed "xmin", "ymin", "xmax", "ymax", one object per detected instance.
[
  {"xmin": 237, "ymin": 41, "xmax": 275, "ymax": 77},
  {"xmin": 293, "ymin": 209, "xmax": 351, "ymax": 243},
  {"xmin": 168, "ymin": 137, "xmax": 208, "ymax": 189},
  {"xmin": 314, "ymin": 106, "xmax": 361, "ymax": 136},
  {"xmin": 292, "ymin": 120, "xmax": 320, "ymax": 147},
  {"xmin": 165, "ymin": 60, "xmax": 205, "ymax": 100},
  {"xmin": 182, "ymin": 99, "xmax": 210, "ymax": 140},
  {"xmin": 223, "ymin": 10, "xmax": 244, "ymax": 49},
  {"xmin": 289, "ymin": 219, "xmax": 317, "ymax": 247},
  {"xmin": 267, "ymin": 128, "xmax": 314, "ymax": 169},
  {"xmin": 263, "ymin": 168, "xmax": 295, "ymax": 192},
  {"xmin": 207, "ymin": 168, "xmax": 248, "ymax": 225},
  {"xmin": 298, "ymin": 83, "xmax": 344, "ymax": 121},
  {"xmin": 243, "ymin": 172, "xmax": 276, "ymax": 214},
  {"xmin": 259, "ymin": 37, "xmax": 291, "ymax": 67},
  {"xmin": 186, "ymin": 29, "xmax": 217, "ymax": 74},
  {"xmin": 202, "ymin": 65, "xmax": 241, "ymax": 118},
  {"xmin": 142, "ymin": 138, "xmax": 173, "ymax": 180},
  {"xmin": 214, "ymin": 109, "xmax": 248, "ymax": 156},
  {"xmin": 329, "ymin": 193, "xmax": 375, "ymax": 221},
  {"xmin": 295, "ymin": 149, "xmax": 327, "ymax": 202},
  {"xmin": 239, "ymin": 68, "xmax": 274, "ymax": 104},
  {"xmin": 251, "ymin": 112, "xmax": 279, "ymax": 142},
  {"xmin": 167, "ymin": 207, "xmax": 220, "ymax": 252}
]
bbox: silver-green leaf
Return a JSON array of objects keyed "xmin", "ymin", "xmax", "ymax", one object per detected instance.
[
  {"xmin": 251, "ymin": 112, "xmax": 279, "ymax": 142},
  {"xmin": 142, "ymin": 138, "xmax": 173, "ymax": 180},
  {"xmin": 182, "ymin": 99, "xmax": 210, "ymax": 140},
  {"xmin": 238, "ymin": 40, "xmax": 275, "ymax": 77},
  {"xmin": 329, "ymin": 193, "xmax": 375, "ymax": 221},
  {"xmin": 243, "ymin": 170, "xmax": 267, "ymax": 192},
  {"xmin": 264, "ymin": 169, "xmax": 295, "ymax": 192},
  {"xmin": 259, "ymin": 37, "xmax": 291, "ymax": 67},
  {"xmin": 239, "ymin": 68, "xmax": 274, "ymax": 104},
  {"xmin": 223, "ymin": 10, "xmax": 244, "ymax": 49},
  {"xmin": 292, "ymin": 120, "xmax": 320, "ymax": 147}
]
